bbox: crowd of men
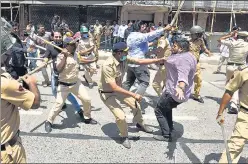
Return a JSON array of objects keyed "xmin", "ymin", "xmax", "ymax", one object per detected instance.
[{"xmin": 1, "ymin": 15, "xmax": 248, "ymax": 163}]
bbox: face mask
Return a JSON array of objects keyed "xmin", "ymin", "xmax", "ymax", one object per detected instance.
[
  {"xmin": 54, "ymin": 41, "xmax": 63, "ymax": 45},
  {"xmin": 82, "ymin": 34, "xmax": 88, "ymax": 38},
  {"xmin": 120, "ymin": 55, "xmax": 127, "ymax": 61}
]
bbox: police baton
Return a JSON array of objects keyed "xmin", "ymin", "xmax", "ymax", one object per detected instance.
[
  {"xmin": 220, "ymin": 124, "xmax": 232, "ymax": 164},
  {"xmin": 170, "ymin": 0, "xmax": 185, "ymax": 26},
  {"xmin": 17, "ymin": 60, "xmax": 53, "ymax": 82},
  {"xmin": 25, "ymin": 57, "xmax": 46, "ymax": 61}
]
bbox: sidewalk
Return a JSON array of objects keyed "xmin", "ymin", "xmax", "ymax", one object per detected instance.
[{"xmin": 98, "ymin": 50, "xmax": 222, "ymax": 65}]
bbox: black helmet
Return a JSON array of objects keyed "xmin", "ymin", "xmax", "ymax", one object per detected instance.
[{"xmin": 190, "ymin": 25, "xmax": 204, "ymax": 34}]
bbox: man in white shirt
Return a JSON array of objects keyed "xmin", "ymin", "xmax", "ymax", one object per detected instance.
[
  {"xmin": 214, "ymin": 40, "xmax": 230, "ymax": 74},
  {"xmin": 112, "ymin": 20, "xmax": 119, "ymax": 44},
  {"xmin": 118, "ymin": 21, "xmax": 128, "ymax": 42}
]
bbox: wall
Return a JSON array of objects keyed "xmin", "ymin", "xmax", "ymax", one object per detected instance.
[
  {"xmin": 207, "ymin": 33, "xmax": 228, "ymax": 52},
  {"xmin": 197, "ymin": 13, "xmax": 208, "ymax": 30},
  {"xmin": 154, "ymin": 12, "xmax": 164, "ymax": 25}
]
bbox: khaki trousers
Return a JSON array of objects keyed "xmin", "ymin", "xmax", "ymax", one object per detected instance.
[
  {"xmin": 152, "ymin": 65, "xmax": 166, "ymax": 96},
  {"xmin": 96, "ymin": 35, "xmax": 101, "ymax": 49},
  {"xmin": 83, "ymin": 62, "xmax": 97, "ymax": 84},
  {"xmin": 226, "ymin": 65, "xmax": 239, "ymax": 108},
  {"xmin": 217, "ymin": 56, "xmax": 228, "ymax": 72},
  {"xmin": 99, "ymin": 92, "xmax": 144, "ymax": 137},
  {"xmin": 93, "ymin": 46, "xmax": 99, "ymax": 62},
  {"xmin": 194, "ymin": 63, "xmax": 202, "ymax": 98},
  {"xmin": 219, "ymin": 109, "xmax": 248, "ymax": 163},
  {"xmin": 1, "ymin": 137, "xmax": 26, "ymax": 163},
  {"xmin": 47, "ymin": 82, "xmax": 91, "ymax": 123},
  {"xmin": 37, "ymin": 60, "xmax": 50, "ymax": 84}
]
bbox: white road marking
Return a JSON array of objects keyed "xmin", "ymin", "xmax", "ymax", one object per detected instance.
[
  {"xmin": 126, "ymin": 114, "xmax": 199, "ymax": 121},
  {"xmin": 19, "ymin": 110, "xmax": 43, "ymax": 115},
  {"xmin": 208, "ymin": 81, "xmax": 226, "ymax": 84}
]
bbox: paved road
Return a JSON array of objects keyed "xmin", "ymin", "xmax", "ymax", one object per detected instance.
[{"xmin": 19, "ymin": 62, "xmax": 247, "ymax": 163}]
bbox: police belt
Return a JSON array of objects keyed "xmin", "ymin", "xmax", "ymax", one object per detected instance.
[
  {"xmin": 59, "ymin": 81, "xmax": 77, "ymax": 86},
  {"xmin": 98, "ymin": 89, "xmax": 114, "ymax": 94},
  {"xmin": 1, "ymin": 130, "xmax": 20, "ymax": 151},
  {"xmin": 240, "ymin": 105, "xmax": 248, "ymax": 112},
  {"xmin": 227, "ymin": 62, "xmax": 243, "ymax": 66}
]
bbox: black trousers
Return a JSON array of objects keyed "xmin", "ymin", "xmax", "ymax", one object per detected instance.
[
  {"xmin": 122, "ymin": 65, "xmax": 150, "ymax": 96},
  {"xmin": 155, "ymin": 92, "xmax": 181, "ymax": 137}
]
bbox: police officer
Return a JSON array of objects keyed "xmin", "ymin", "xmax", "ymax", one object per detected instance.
[
  {"xmin": 99, "ymin": 42, "xmax": 166, "ymax": 149},
  {"xmin": 76, "ymin": 26, "xmax": 96, "ymax": 89},
  {"xmin": 218, "ymin": 31, "xmax": 248, "ymax": 114},
  {"xmin": 216, "ymin": 64, "xmax": 248, "ymax": 163},
  {"xmin": 45, "ymin": 37, "xmax": 97, "ymax": 133},
  {"xmin": 44, "ymin": 30, "xmax": 83, "ymax": 117},
  {"xmin": 189, "ymin": 25, "xmax": 212, "ymax": 103},
  {"xmin": 152, "ymin": 33, "xmax": 171, "ymax": 96},
  {"xmin": 89, "ymin": 25, "xmax": 100, "ymax": 68},
  {"xmin": 1, "ymin": 17, "xmax": 41, "ymax": 163}
]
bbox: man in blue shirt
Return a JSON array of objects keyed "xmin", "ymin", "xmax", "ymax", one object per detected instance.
[{"xmin": 122, "ymin": 20, "xmax": 172, "ymax": 114}]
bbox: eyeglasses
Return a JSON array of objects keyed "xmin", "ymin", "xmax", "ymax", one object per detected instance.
[{"xmin": 54, "ymin": 36, "xmax": 62, "ymax": 38}]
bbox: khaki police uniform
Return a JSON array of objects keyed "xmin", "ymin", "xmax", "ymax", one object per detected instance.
[
  {"xmin": 47, "ymin": 53, "xmax": 92, "ymax": 123},
  {"xmin": 189, "ymin": 38, "xmax": 207, "ymax": 98},
  {"xmin": 220, "ymin": 36, "xmax": 248, "ymax": 109},
  {"xmin": 152, "ymin": 36, "xmax": 171, "ymax": 96},
  {"xmin": 76, "ymin": 37, "xmax": 96, "ymax": 84},
  {"xmin": 89, "ymin": 32, "xmax": 99, "ymax": 62},
  {"xmin": 98, "ymin": 56, "xmax": 144, "ymax": 137},
  {"xmin": 219, "ymin": 65, "xmax": 248, "ymax": 163},
  {"xmin": 1, "ymin": 72, "xmax": 35, "ymax": 163},
  {"xmin": 93, "ymin": 24, "xmax": 103, "ymax": 48}
]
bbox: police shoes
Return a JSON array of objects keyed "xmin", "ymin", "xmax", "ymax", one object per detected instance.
[
  {"xmin": 45, "ymin": 121, "xmax": 52, "ymax": 133},
  {"xmin": 136, "ymin": 123, "xmax": 153, "ymax": 133},
  {"xmin": 192, "ymin": 95, "xmax": 204, "ymax": 103},
  {"xmin": 228, "ymin": 107, "xmax": 238, "ymax": 114},
  {"xmin": 120, "ymin": 137, "xmax": 131, "ymax": 149},
  {"xmin": 77, "ymin": 110, "xmax": 85, "ymax": 121},
  {"xmin": 84, "ymin": 118, "xmax": 98, "ymax": 125}
]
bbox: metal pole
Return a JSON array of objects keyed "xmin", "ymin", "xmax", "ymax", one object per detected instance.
[
  {"xmin": 10, "ymin": 2, "xmax": 13, "ymax": 21},
  {"xmin": 229, "ymin": 0, "xmax": 234, "ymax": 31},
  {"xmin": 209, "ymin": 1, "xmax": 217, "ymax": 52},
  {"xmin": 171, "ymin": 10, "xmax": 248, "ymax": 14},
  {"xmin": 193, "ymin": 0, "xmax": 196, "ymax": 26}
]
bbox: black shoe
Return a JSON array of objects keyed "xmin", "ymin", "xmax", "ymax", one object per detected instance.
[
  {"xmin": 45, "ymin": 121, "xmax": 52, "ymax": 133},
  {"xmin": 62, "ymin": 103, "xmax": 67, "ymax": 110},
  {"xmin": 88, "ymin": 83, "xmax": 94, "ymax": 89},
  {"xmin": 228, "ymin": 107, "xmax": 238, "ymax": 114},
  {"xmin": 77, "ymin": 110, "xmax": 85, "ymax": 121},
  {"xmin": 96, "ymin": 65, "xmax": 100, "ymax": 69},
  {"xmin": 141, "ymin": 110, "xmax": 146, "ymax": 114},
  {"xmin": 136, "ymin": 123, "xmax": 153, "ymax": 133},
  {"xmin": 153, "ymin": 134, "xmax": 171, "ymax": 142},
  {"xmin": 120, "ymin": 137, "xmax": 131, "ymax": 149},
  {"xmin": 193, "ymin": 96, "xmax": 204, "ymax": 103},
  {"xmin": 84, "ymin": 118, "xmax": 97, "ymax": 124}
]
